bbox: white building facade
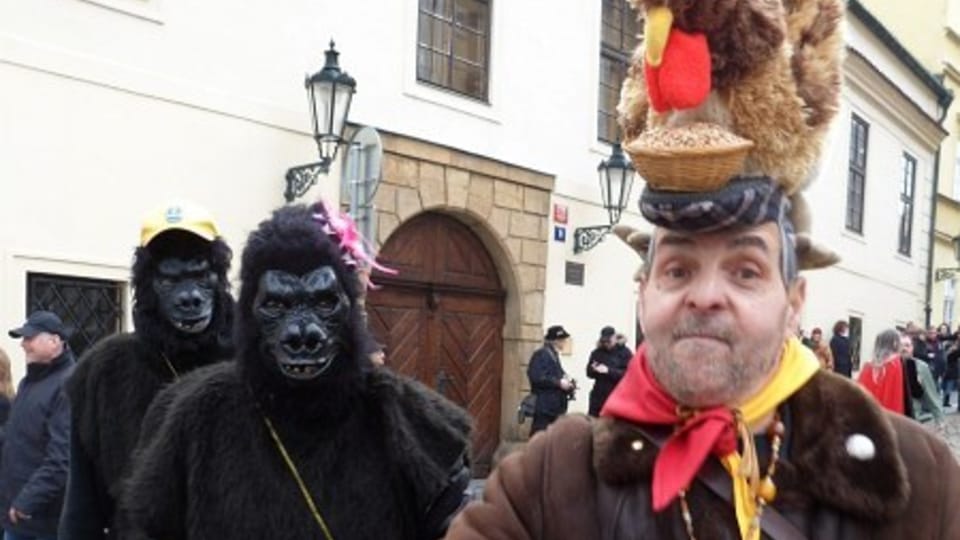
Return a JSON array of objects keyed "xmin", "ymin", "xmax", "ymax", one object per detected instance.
[
  {"xmin": 802, "ymin": 3, "xmax": 950, "ymax": 366},
  {"xmin": 0, "ymin": 0, "xmax": 947, "ymax": 465}
]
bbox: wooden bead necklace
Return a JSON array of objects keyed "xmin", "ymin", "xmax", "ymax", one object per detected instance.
[{"xmin": 678, "ymin": 413, "xmax": 784, "ymax": 540}]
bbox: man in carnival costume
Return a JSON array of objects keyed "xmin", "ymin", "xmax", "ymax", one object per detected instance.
[
  {"xmin": 59, "ymin": 201, "xmax": 234, "ymax": 539},
  {"xmin": 123, "ymin": 203, "xmax": 471, "ymax": 540},
  {"xmin": 445, "ymin": 0, "xmax": 960, "ymax": 538}
]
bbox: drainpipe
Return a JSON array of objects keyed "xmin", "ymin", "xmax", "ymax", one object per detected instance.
[{"xmin": 924, "ymin": 89, "xmax": 955, "ymax": 327}]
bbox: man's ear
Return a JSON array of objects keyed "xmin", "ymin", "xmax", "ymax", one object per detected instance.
[{"xmin": 786, "ymin": 276, "xmax": 806, "ymax": 335}]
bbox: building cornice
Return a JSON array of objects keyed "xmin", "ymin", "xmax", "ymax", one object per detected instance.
[
  {"xmin": 847, "ymin": 0, "xmax": 953, "ymax": 108},
  {"xmin": 845, "ymin": 47, "xmax": 949, "ymax": 148}
]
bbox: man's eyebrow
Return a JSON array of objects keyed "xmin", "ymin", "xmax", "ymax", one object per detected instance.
[
  {"xmin": 728, "ymin": 234, "xmax": 770, "ymax": 253},
  {"xmin": 657, "ymin": 233, "xmax": 696, "ymax": 248}
]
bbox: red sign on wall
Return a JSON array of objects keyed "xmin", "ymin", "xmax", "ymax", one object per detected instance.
[{"xmin": 553, "ymin": 204, "xmax": 568, "ymax": 224}]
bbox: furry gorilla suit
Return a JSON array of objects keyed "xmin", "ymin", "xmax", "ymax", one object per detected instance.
[
  {"xmin": 122, "ymin": 204, "xmax": 472, "ymax": 540},
  {"xmin": 59, "ymin": 218, "xmax": 234, "ymax": 540}
]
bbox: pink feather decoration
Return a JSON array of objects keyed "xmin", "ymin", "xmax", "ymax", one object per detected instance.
[{"xmin": 312, "ymin": 202, "xmax": 397, "ymax": 288}]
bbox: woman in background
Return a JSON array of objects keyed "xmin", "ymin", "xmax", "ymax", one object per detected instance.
[
  {"xmin": 858, "ymin": 329, "xmax": 912, "ymax": 416},
  {"xmin": 0, "ymin": 348, "xmax": 15, "ymax": 458}
]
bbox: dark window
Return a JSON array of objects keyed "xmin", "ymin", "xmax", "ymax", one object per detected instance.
[
  {"xmin": 898, "ymin": 153, "xmax": 916, "ymax": 256},
  {"xmin": 26, "ymin": 273, "xmax": 124, "ymax": 358},
  {"xmin": 417, "ymin": 0, "xmax": 491, "ymax": 101},
  {"xmin": 598, "ymin": 0, "xmax": 640, "ymax": 143},
  {"xmin": 845, "ymin": 115, "xmax": 869, "ymax": 233}
]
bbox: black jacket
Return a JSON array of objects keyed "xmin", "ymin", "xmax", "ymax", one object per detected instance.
[
  {"xmin": 947, "ymin": 347, "xmax": 960, "ymax": 381},
  {"xmin": 0, "ymin": 348, "xmax": 74, "ymax": 537},
  {"xmin": 830, "ymin": 335, "xmax": 851, "ymax": 376},
  {"xmin": 586, "ymin": 346, "xmax": 630, "ymax": 416},
  {"xmin": 527, "ymin": 344, "xmax": 569, "ymax": 417}
]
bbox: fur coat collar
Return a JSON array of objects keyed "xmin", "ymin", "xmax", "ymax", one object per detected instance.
[{"xmin": 593, "ymin": 371, "xmax": 910, "ymax": 521}]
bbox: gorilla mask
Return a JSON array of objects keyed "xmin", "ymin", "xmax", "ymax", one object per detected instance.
[
  {"xmin": 153, "ymin": 256, "xmax": 218, "ymax": 335},
  {"xmin": 236, "ymin": 204, "xmax": 373, "ymax": 398},
  {"xmin": 254, "ymin": 267, "xmax": 350, "ymax": 381},
  {"xmin": 132, "ymin": 229, "xmax": 234, "ymax": 355}
]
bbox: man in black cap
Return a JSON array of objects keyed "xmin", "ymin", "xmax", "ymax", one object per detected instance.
[
  {"xmin": 526, "ymin": 325, "xmax": 573, "ymax": 436},
  {"xmin": 0, "ymin": 311, "xmax": 74, "ymax": 540},
  {"xmin": 586, "ymin": 326, "xmax": 629, "ymax": 416}
]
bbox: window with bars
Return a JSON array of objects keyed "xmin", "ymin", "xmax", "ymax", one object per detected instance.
[
  {"xmin": 417, "ymin": 0, "xmax": 491, "ymax": 101},
  {"xmin": 898, "ymin": 153, "xmax": 916, "ymax": 256},
  {"xmin": 26, "ymin": 273, "xmax": 124, "ymax": 358},
  {"xmin": 846, "ymin": 114, "xmax": 869, "ymax": 234},
  {"xmin": 598, "ymin": 0, "xmax": 640, "ymax": 143}
]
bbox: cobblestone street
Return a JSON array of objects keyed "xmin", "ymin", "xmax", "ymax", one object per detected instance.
[{"xmin": 932, "ymin": 410, "xmax": 960, "ymax": 460}]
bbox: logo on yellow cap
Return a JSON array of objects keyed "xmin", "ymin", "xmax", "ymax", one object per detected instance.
[{"xmin": 140, "ymin": 201, "xmax": 220, "ymax": 247}]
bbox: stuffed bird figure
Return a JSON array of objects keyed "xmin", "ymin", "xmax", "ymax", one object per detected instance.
[
  {"xmin": 616, "ymin": 0, "xmax": 845, "ymax": 270},
  {"xmin": 619, "ymin": 0, "xmax": 844, "ymax": 194}
]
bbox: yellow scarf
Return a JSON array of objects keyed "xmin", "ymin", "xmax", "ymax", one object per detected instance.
[{"xmin": 720, "ymin": 337, "xmax": 820, "ymax": 539}]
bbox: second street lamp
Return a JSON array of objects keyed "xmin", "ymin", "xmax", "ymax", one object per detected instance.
[
  {"xmin": 573, "ymin": 142, "xmax": 636, "ymax": 254},
  {"xmin": 284, "ymin": 41, "xmax": 357, "ymax": 203}
]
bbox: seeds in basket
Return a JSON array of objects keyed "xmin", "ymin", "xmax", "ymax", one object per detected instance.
[{"xmin": 634, "ymin": 123, "xmax": 750, "ymax": 151}]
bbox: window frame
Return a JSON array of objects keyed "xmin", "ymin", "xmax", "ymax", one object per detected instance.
[
  {"xmin": 26, "ymin": 272, "xmax": 124, "ymax": 358},
  {"xmin": 845, "ymin": 114, "xmax": 870, "ymax": 234},
  {"xmin": 597, "ymin": 0, "xmax": 640, "ymax": 144},
  {"xmin": 897, "ymin": 152, "xmax": 917, "ymax": 257},
  {"xmin": 416, "ymin": 0, "xmax": 492, "ymax": 102}
]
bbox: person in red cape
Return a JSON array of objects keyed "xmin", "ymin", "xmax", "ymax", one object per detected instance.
[{"xmin": 857, "ymin": 329, "xmax": 908, "ymax": 415}]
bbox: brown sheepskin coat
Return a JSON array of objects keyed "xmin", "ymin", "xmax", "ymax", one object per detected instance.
[{"xmin": 446, "ymin": 371, "xmax": 960, "ymax": 539}]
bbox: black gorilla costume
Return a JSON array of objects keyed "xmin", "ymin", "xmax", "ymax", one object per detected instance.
[
  {"xmin": 122, "ymin": 204, "xmax": 471, "ymax": 540},
  {"xmin": 59, "ymin": 227, "xmax": 234, "ymax": 539}
]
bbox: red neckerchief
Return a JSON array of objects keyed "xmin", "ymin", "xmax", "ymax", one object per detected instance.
[{"xmin": 600, "ymin": 345, "xmax": 738, "ymax": 511}]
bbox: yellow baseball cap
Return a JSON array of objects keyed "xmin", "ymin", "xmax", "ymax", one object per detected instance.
[{"xmin": 140, "ymin": 201, "xmax": 220, "ymax": 247}]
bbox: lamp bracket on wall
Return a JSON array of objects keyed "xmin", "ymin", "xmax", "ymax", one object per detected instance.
[
  {"xmin": 935, "ymin": 268, "xmax": 960, "ymax": 282},
  {"xmin": 284, "ymin": 159, "xmax": 332, "ymax": 203},
  {"xmin": 573, "ymin": 225, "xmax": 611, "ymax": 254}
]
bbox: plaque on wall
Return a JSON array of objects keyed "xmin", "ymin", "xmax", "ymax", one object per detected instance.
[{"xmin": 565, "ymin": 261, "xmax": 585, "ymax": 286}]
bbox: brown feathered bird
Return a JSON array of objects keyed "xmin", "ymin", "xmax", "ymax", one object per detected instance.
[{"xmin": 618, "ymin": 0, "xmax": 844, "ymax": 195}]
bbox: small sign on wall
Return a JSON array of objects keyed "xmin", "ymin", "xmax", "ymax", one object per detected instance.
[
  {"xmin": 554, "ymin": 226, "xmax": 566, "ymax": 242},
  {"xmin": 553, "ymin": 204, "xmax": 568, "ymax": 224},
  {"xmin": 565, "ymin": 261, "xmax": 585, "ymax": 286}
]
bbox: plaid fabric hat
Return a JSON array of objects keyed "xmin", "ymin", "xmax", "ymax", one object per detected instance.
[{"xmin": 639, "ymin": 176, "xmax": 789, "ymax": 234}]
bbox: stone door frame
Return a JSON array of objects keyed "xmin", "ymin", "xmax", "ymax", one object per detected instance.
[{"xmin": 372, "ymin": 131, "xmax": 554, "ymax": 442}]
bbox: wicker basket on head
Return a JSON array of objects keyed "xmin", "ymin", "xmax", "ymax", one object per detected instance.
[{"xmin": 624, "ymin": 124, "xmax": 754, "ymax": 193}]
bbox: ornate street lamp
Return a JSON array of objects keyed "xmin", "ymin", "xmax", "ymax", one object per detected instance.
[
  {"xmin": 284, "ymin": 41, "xmax": 357, "ymax": 203},
  {"xmin": 573, "ymin": 142, "xmax": 636, "ymax": 253}
]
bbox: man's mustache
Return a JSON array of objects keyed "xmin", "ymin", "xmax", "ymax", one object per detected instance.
[{"xmin": 671, "ymin": 317, "xmax": 735, "ymax": 344}]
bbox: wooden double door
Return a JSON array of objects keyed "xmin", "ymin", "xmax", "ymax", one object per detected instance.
[{"xmin": 367, "ymin": 213, "xmax": 505, "ymax": 476}]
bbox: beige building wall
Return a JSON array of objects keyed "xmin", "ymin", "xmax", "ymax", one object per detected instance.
[{"xmin": 859, "ymin": 0, "xmax": 960, "ymax": 327}]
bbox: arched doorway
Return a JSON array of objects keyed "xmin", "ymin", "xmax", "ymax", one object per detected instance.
[{"xmin": 367, "ymin": 212, "xmax": 505, "ymax": 476}]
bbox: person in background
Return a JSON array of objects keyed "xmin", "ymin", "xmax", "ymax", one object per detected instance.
[
  {"xmin": 809, "ymin": 327, "xmax": 833, "ymax": 371},
  {"xmin": 945, "ymin": 339, "xmax": 960, "ymax": 410},
  {"xmin": 613, "ymin": 333, "xmax": 633, "ymax": 363},
  {"xmin": 0, "ymin": 350, "xmax": 13, "ymax": 462},
  {"xmin": 899, "ymin": 333, "xmax": 943, "ymax": 428},
  {"xmin": 858, "ymin": 329, "xmax": 911, "ymax": 416},
  {"xmin": 0, "ymin": 311, "xmax": 74, "ymax": 540},
  {"xmin": 923, "ymin": 326, "xmax": 946, "ymax": 388},
  {"xmin": 586, "ymin": 327, "xmax": 629, "ymax": 417},
  {"xmin": 829, "ymin": 319, "xmax": 852, "ymax": 377},
  {"xmin": 526, "ymin": 325, "xmax": 574, "ymax": 436}
]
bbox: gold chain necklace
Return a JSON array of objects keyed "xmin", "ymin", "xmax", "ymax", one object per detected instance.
[
  {"xmin": 158, "ymin": 352, "xmax": 179, "ymax": 379},
  {"xmin": 261, "ymin": 413, "xmax": 335, "ymax": 540},
  {"xmin": 678, "ymin": 414, "xmax": 784, "ymax": 540}
]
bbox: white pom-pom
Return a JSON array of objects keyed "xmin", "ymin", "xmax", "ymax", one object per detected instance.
[{"xmin": 845, "ymin": 433, "xmax": 876, "ymax": 461}]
